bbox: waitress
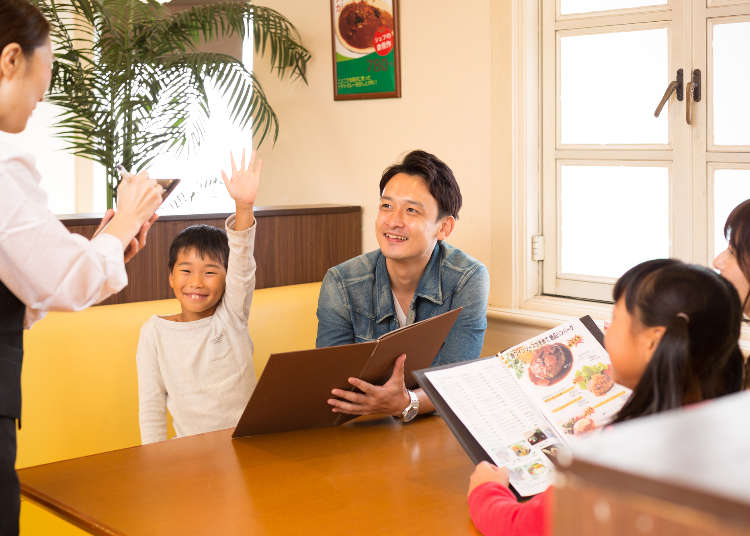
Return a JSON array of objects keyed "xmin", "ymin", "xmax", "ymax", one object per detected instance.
[{"xmin": 0, "ymin": 0, "xmax": 163, "ymax": 532}]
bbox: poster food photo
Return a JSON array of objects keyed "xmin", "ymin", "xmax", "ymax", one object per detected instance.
[{"xmin": 330, "ymin": 0, "xmax": 401, "ymax": 100}]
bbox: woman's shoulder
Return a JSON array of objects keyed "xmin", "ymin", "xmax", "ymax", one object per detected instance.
[
  {"xmin": 0, "ymin": 140, "xmax": 36, "ymax": 168},
  {"xmin": 0, "ymin": 140, "xmax": 42, "ymax": 187}
]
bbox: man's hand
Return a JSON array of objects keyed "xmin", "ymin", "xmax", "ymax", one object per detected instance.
[
  {"xmin": 328, "ymin": 354, "xmax": 410, "ymax": 416},
  {"xmin": 468, "ymin": 462, "xmax": 510, "ymax": 497}
]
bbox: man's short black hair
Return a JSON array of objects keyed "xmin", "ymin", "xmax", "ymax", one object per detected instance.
[
  {"xmin": 379, "ymin": 150, "xmax": 462, "ymax": 220},
  {"xmin": 168, "ymin": 225, "xmax": 229, "ymax": 271}
]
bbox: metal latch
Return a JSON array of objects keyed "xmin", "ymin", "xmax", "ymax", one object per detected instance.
[{"xmin": 531, "ymin": 234, "xmax": 545, "ymax": 261}]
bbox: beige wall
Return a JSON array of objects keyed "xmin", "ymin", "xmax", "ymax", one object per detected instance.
[{"xmin": 253, "ymin": 0, "xmax": 514, "ymax": 310}]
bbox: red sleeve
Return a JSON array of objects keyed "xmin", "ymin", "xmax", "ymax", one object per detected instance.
[{"xmin": 467, "ymin": 483, "xmax": 553, "ymax": 536}]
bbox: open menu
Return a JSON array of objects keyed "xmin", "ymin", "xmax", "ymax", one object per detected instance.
[{"xmin": 414, "ymin": 316, "xmax": 631, "ymax": 497}]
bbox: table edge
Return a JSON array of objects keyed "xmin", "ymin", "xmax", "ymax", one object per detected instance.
[{"xmin": 21, "ymin": 483, "xmax": 125, "ymax": 536}]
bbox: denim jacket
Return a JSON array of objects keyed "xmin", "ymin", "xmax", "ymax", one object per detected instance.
[{"xmin": 316, "ymin": 242, "xmax": 489, "ymax": 366}]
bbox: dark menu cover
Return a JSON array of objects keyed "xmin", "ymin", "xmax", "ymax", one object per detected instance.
[{"xmin": 233, "ymin": 307, "xmax": 461, "ymax": 437}]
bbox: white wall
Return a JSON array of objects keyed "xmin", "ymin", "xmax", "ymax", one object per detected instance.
[
  {"xmin": 0, "ymin": 102, "xmax": 77, "ymax": 215},
  {"xmin": 252, "ymin": 0, "xmax": 502, "ymax": 286},
  {"xmin": 56, "ymin": 0, "xmax": 518, "ymax": 329}
]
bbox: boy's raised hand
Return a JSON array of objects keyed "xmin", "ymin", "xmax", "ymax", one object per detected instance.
[{"xmin": 221, "ymin": 148, "xmax": 262, "ymax": 209}]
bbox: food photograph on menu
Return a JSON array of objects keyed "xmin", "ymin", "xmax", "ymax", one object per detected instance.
[{"xmin": 421, "ymin": 317, "xmax": 633, "ymax": 497}]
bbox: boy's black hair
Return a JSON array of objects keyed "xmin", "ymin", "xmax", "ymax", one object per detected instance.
[
  {"xmin": 168, "ymin": 225, "xmax": 229, "ymax": 271},
  {"xmin": 611, "ymin": 259, "xmax": 744, "ymax": 425},
  {"xmin": 379, "ymin": 150, "xmax": 462, "ymax": 220}
]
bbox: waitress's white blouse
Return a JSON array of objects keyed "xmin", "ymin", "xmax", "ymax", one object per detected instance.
[{"xmin": 0, "ymin": 141, "xmax": 127, "ymax": 328}]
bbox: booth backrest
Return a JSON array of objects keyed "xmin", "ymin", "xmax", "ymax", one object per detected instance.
[{"xmin": 17, "ymin": 282, "xmax": 322, "ymax": 469}]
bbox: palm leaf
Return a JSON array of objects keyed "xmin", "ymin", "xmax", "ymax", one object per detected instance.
[{"xmin": 32, "ymin": 0, "xmax": 310, "ymax": 207}]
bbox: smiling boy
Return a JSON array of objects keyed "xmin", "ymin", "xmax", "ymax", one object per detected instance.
[
  {"xmin": 136, "ymin": 149, "xmax": 261, "ymax": 444},
  {"xmin": 316, "ymin": 150, "xmax": 489, "ymax": 422}
]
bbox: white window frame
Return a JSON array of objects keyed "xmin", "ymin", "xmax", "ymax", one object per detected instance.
[
  {"xmin": 495, "ymin": 0, "xmax": 750, "ymax": 357},
  {"xmin": 506, "ymin": 0, "xmax": 750, "ymax": 324}
]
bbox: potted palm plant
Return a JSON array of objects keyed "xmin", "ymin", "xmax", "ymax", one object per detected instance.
[{"xmin": 34, "ymin": 0, "xmax": 311, "ymax": 208}]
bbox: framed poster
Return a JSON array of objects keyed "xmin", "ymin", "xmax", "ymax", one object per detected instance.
[{"xmin": 330, "ymin": 0, "xmax": 401, "ymax": 100}]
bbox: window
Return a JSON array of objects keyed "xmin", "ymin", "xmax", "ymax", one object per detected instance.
[
  {"xmin": 98, "ymin": 35, "xmax": 255, "ymax": 216},
  {"xmin": 3, "ymin": 37, "xmax": 254, "ymax": 216},
  {"xmin": 533, "ymin": 1, "xmax": 750, "ymax": 302}
]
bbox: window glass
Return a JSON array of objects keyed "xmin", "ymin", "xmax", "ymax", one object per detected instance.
[
  {"xmin": 560, "ymin": 28, "xmax": 668, "ymax": 145},
  {"xmin": 560, "ymin": 164, "xmax": 670, "ymax": 279},
  {"xmin": 712, "ymin": 20, "xmax": 750, "ymax": 147}
]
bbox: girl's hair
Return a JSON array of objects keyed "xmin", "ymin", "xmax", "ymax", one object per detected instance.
[
  {"xmin": 0, "ymin": 0, "xmax": 50, "ymax": 57},
  {"xmin": 724, "ymin": 199, "xmax": 750, "ymax": 306},
  {"xmin": 724, "ymin": 200, "xmax": 750, "ymax": 388},
  {"xmin": 611, "ymin": 259, "xmax": 744, "ymax": 424}
]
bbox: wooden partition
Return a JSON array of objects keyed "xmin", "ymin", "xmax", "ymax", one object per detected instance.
[
  {"xmin": 554, "ymin": 392, "xmax": 750, "ymax": 536},
  {"xmin": 60, "ymin": 205, "xmax": 362, "ymax": 304}
]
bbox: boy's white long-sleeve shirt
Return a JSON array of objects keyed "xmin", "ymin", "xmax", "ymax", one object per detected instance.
[{"xmin": 136, "ymin": 215, "xmax": 257, "ymax": 444}]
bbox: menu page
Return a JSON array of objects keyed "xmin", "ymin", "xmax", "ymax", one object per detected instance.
[
  {"xmin": 425, "ymin": 358, "xmax": 559, "ymax": 496},
  {"xmin": 500, "ymin": 318, "xmax": 631, "ymax": 440}
]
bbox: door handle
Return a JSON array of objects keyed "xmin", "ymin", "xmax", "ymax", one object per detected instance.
[
  {"xmin": 654, "ymin": 69, "xmax": 684, "ymax": 118},
  {"xmin": 688, "ymin": 69, "xmax": 701, "ymax": 125}
]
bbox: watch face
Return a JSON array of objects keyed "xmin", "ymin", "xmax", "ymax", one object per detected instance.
[{"xmin": 403, "ymin": 405, "xmax": 418, "ymax": 422}]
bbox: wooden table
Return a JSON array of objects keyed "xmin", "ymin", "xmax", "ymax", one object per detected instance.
[{"xmin": 19, "ymin": 416, "xmax": 480, "ymax": 535}]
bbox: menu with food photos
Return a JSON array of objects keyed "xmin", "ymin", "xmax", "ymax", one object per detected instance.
[{"xmin": 414, "ymin": 316, "xmax": 631, "ymax": 497}]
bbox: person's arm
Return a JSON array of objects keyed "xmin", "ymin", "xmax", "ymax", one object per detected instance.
[
  {"xmin": 136, "ymin": 323, "xmax": 168, "ymax": 445},
  {"xmin": 0, "ymin": 157, "xmax": 161, "ymax": 321},
  {"xmin": 325, "ymin": 264, "xmax": 490, "ymax": 418},
  {"xmin": 93, "ymin": 209, "xmax": 158, "ymax": 264},
  {"xmin": 467, "ymin": 462, "xmax": 551, "ymax": 536},
  {"xmin": 435, "ymin": 263, "xmax": 490, "ymax": 365},
  {"xmin": 316, "ymin": 269, "xmax": 356, "ymax": 347},
  {"xmin": 219, "ymin": 149, "xmax": 260, "ymax": 320}
]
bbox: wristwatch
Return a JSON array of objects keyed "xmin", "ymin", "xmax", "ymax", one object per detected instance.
[{"xmin": 399, "ymin": 389, "xmax": 420, "ymax": 423}]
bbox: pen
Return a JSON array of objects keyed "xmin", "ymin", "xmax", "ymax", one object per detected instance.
[{"xmin": 115, "ymin": 163, "xmax": 132, "ymax": 182}]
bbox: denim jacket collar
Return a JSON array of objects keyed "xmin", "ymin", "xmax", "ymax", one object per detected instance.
[{"xmin": 374, "ymin": 243, "xmax": 444, "ymax": 324}]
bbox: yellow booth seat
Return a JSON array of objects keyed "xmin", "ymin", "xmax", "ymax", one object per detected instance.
[{"xmin": 17, "ymin": 282, "xmax": 321, "ymax": 535}]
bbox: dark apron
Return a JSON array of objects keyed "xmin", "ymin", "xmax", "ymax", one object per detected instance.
[{"xmin": 0, "ymin": 280, "xmax": 24, "ymax": 536}]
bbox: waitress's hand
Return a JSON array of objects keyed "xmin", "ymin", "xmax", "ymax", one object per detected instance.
[
  {"xmin": 102, "ymin": 171, "xmax": 163, "ymax": 253},
  {"xmin": 116, "ymin": 171, "xmax": 163, "ymax": 227},
  {"xmin": 93, "ymin": 211, "xmax": 157, "ymax": 263},
  {"xmin": 92, "ymin": 209, "xmax": 116, "ymax": 238},
  {"xmin": 123, "ymin": 213, "xmax": 158, "ymax": 262}
]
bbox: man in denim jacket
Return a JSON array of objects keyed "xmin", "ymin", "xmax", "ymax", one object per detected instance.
[{"xmin": 317, "ymin": 150, "xmax": 489, "ymax": 422}]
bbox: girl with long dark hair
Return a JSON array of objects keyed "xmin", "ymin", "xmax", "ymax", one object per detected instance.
[{"xmin": 467, "ymin": 260, "xmax": 745, "ymax": 536}]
